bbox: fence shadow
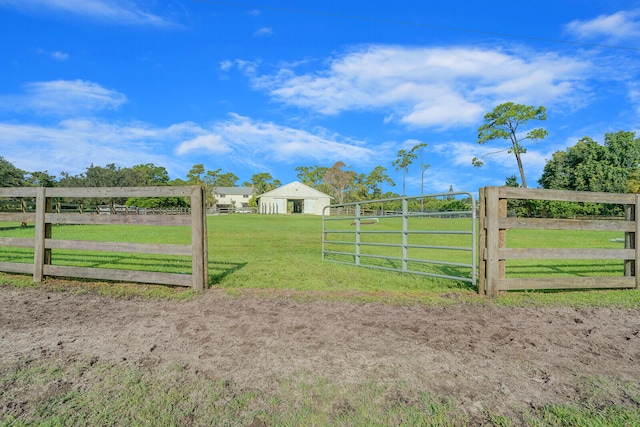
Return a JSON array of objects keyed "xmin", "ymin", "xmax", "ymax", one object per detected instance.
[{"xmin": 208, "ymin": 260, "xmax": 247, "ymax": 286}]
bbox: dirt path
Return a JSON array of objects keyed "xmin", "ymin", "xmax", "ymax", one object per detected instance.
[{"xmin": 1, "ymin": 286, "xmax": 640, "ymax": 420}]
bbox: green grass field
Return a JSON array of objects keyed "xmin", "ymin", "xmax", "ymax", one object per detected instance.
[{"xmin": 1, "ymin": 214, "xmax": 640, "ymax": 305}]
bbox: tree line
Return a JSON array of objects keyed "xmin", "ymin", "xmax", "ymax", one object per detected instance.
[{"xmin": 2, "ymin": 102, "xmax": 640, "ymax": 215}]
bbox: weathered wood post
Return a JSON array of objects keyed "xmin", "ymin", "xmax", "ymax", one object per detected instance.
[
  {"xmin": 625, "ymin": 203, "xmax": 633, "ymax": 278},
  {"xmin": 498, "ymin": 191, "xmax": 507, "ymax": 284},
  {"xmin": 190, "ymin": 185, "xmax": 208, "ymax": 291},
  {"xmin": 33, "ymin": 187, "xmax": 51, "ymax": 282},
  {"xmin": 634, "ymin": 195, "xmax": 640, "ymax": 289},
  {"xmin": 485, "ymin": 187, "xmax": 500, "ymax": 297},
  {"xmin": 478, "ymin": 187, "xmax": 486, "ymax": 295}
]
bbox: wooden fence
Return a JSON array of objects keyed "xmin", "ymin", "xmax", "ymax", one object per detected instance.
[
  {"xmin": 479, "ymin": 186, "xmax": 640, "ymax": 297},
  {"xmin": 0, "ymin": 186, "xmax": 208, "ymax": 291}
]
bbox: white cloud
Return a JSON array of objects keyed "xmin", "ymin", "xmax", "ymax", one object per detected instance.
[
  {"xmin": 0, "ymin": 119, "xmax": 192, "ymax": 176},
  {"xmin": 432, "ymin": 139, "xmax": 554, "ymax": 186},
  {"xmin": 252, "ymin": 45, "xmax": 590, "ymax": 129},
  {"xmin": 254, "ymin": 26, "xmax": 274, "ymax": 37},
  {"xmin": 565, "ymin": 10, "xmax": 640, "ymax": 42},
  {"xmin": 0, "ymin": 80, "xmax": 127, "ymax": 115},
  {"xmin": 176, "ymin": 113, "xmax": 376, "ymax": 166},
  {"xmin": 36, "ymin": 48, "xmax": 69, "ymax": 61},
  {"xmin": 0, "ymin": 0, "xmax": 176, "ymax": 27},
  {"xmin": 0, "ymin": 113, "xmax": 377, "ymax": 179},
  {"xmin": 176, "ymin": 134, "xmax": 230, "ymax": 155},
  {"xmin": 219, "ymin": 60, "xmax": 233, "ymax": 72}
]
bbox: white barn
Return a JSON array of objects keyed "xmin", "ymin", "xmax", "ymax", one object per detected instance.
[{"xmin": 257, "ymin": 181, "xmax": 332, "ymax": 215}]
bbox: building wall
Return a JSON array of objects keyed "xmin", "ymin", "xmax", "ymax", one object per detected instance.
[
  {"xmin": 259, "ymin": 196, "xmax": 330, "ymax": 215},
  {"xmin": 216, "ymin": 193, "xmax": 252, "ymax": 207}
]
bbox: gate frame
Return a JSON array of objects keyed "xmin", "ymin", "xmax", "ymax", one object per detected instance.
[{"xmin": 322, "ymin": 192, "xmax": 477, "ymax": 286}]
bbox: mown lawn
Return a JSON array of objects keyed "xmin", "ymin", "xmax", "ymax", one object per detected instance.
[{"xmin": 1, "ymin": 214, "xmax": 640, "ymax": 306}]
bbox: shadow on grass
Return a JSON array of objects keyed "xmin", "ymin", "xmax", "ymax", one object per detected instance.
[
  {"xmin": 323, "ymin": 252, "xmax": 477, "ymax": 291},
  {"xmin": 208, "ymin": 260, "xmax": 246, "ymax": 286},
  {"xmin": 1, "ymin": 247, "xmax": 247, "ymax": 288},
  {"xmin": 507, "ymin": 262, "xmax": 623, "ymax": 277}
]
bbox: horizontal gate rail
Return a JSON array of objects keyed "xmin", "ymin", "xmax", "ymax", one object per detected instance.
[{"xmin": 322, "ymin": 192, "xmax": 477, "ymax": 285}]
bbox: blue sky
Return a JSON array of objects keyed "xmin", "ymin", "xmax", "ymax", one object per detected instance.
[{"xmin": 1, "ymin": 0, "xmax": 640, "ymax": 195}]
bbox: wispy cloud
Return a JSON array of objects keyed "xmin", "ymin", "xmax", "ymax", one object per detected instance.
[
  {"xmin": 0, "ymin": 80, "xmax": 127, "ymax": 115},
  {"xmin": 0, "ymin": 112, "xmax": 378, "ymax": 179},
  {"xmin": 0, "ymin": 0, "xmax": 177, "ymax": 27},
  {"xmin": 0, "ymin": 119, "xmax": 192, "ymax": 176},
  {"xmin": 565, "ymin": 10, "xmax": 640, "ymax": 42},
  {"xmin": 254, "ymin": 26, "xmax": 274, "ymax": 37},
  {"xmin": 176, "ymin": 113, "xmax": 377, "ymax": 167},
  {"xmin": 36, "ymin": 48, "xmax": 69, "ymax": 61},
  {"xmin": 249, "ymin": 45, "xmax": 591, "ymax": 129}
]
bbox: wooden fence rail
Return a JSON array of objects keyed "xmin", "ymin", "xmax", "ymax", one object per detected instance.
[
  {"xmin": 0, "ymin": 186, "xmax": 208, "ymax": 290},
  {"xmin": 479, "ymin": 186, "xmax": 640, "ymax": 297}
]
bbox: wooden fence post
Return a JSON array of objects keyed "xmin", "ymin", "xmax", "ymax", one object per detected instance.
[
  {"xmin": 190, "ymin": 186, "xmax": 207, "ymax": 291},
  {"xmin": 625, "ymin": 203, "xmax": 634, "ymax": 278},
  {"xmin": 635, "ymin": 195, "xmax": 640, "ymax": 289},
  {"xmin": 485, "ymin": 187, "xmax": 500, "ymax": 297},
  {"xmin": 498, "ymin": 193, "xmax": 507, "ymax": 284},
  {"xmin": 33, "ymin": 187, "xmax": 47, "ymax": 282},
  {"xmin": 478, "ymin": 187, "xmax": 486, "ymax": 295}
]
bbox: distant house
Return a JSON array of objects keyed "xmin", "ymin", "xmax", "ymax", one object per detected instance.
[
  {"xmin": 257, "ymin": 181, "xmax": 332, "ymax": 215},
  {"xmin": 212, "ymin": 187, "xmax": 255, "ymax": 212}
]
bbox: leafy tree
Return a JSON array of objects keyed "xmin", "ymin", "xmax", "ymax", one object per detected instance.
[
  {"xmin": 539, "ymin": 137, "xmax": 605, "ymax": 192},
  {"xmin": 245, "ymin": 172, "xmax": 281, "ymax": 207},
  {"xmin": 347, "ymin": 173, "xmax": 370, "ymax": 202},
  {"xmin": 602, "ymin": 131, "xmax": 640, "ymax": 194},
  {"xmin": 323, "ymin": 161, "xmax": 356, "ymax": 204},
  {"xmin": 629, "ymin": 169, "xmax": 640, "ymax": 193},
  {"xmin": 187, "ymin": 164, "xmax": 207, "ymax": 184},
  {"xmin": 215, "ymin": 172, "xmax": 239, "ymax": 187},
  {"xmin": 295, "ymin": 165, "xmax": 329, "ymax": 187},
  {"xmin": 540, "ymin": 132, "xmax": 640, "ymax": 194},
  {"xmin": 473, "ymin": 102, "xmax": 547, "ymax": 188},
  {"xmin": 246, "ymin": 172, "xmax": 281, "ymax": 195},
  {"xmin": 57, "ymin": 171, "xmax": 85, "ymax": 188},
  {"xmin": 132, "ymin": 163, "xmax": 170, "ymax": 185},
  {"xmin": 392, "ymin": 142, "xmax": 427, "ymax": 195},
  {"xmin": 184, "ymin": 164, "xmax": 223, "ymax": 207},
  {"xmin": 0, "ymin": 157, "xmax": 25, "ymax": 187},
  {"xmin": 84, "ymin": 163, "xmax": 119, "ymax": 187},
  {"xmin": 25, "ymin": 171, "xmax": 56, "ymax": 187},
  {"xmin": 366, "ymin": 166, "xmax": 395, "ymax": 199}
]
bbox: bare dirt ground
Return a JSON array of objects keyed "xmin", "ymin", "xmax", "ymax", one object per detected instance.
[{"xmin": 1, "ymin": 285, "xmax": 640, "ymax": 423}]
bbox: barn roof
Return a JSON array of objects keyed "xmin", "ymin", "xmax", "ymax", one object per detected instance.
[{"xmin": 257, "ymin": 181, "xmax": 331, "ymax": 199}]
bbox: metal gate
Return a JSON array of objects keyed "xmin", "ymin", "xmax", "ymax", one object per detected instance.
[{"xmin": 322, "ymin": 192, "xmax": 477, "ymax": 286}]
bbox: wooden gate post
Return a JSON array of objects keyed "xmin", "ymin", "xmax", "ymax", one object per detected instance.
[
  {"xmin": 33, "ymin": 187, "xmax": 47, "ymax": 282},
  {"xmin": 485, "ymin": 187, "xmax": 500, "ymax": 297},
  {"xmin": 624, "ymin": 198, "xmax": 640, "ymax": 289},
  {"xmin": 478, "ymin": 188, "xmax": 486, "ymax": 295}
]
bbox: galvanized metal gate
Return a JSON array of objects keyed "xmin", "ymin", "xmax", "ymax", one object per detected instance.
[{"xmin": 322, "ymin": 192, "xmax": 477, "ymax": 286}]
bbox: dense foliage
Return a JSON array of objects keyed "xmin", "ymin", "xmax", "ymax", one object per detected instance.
[{"xmin": 540, "ymin": 131, "xmax": 640, "ymax": 194}]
